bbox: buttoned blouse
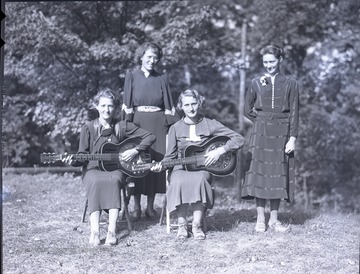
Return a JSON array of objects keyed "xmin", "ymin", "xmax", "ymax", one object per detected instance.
[{"xmin": 244, "ymin": 74, "xmax": 299, "ymax": 137}]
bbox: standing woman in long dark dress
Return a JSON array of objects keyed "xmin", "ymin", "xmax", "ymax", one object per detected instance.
[
  {"xmin": 123, "ymin": 42, "xmax": 178, "ymax": 220},
  {"xmin": 242, "ymin": 45, "xmax": 299, "ymax": 232}
]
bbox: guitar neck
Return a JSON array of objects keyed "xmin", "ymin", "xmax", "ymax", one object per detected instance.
[
  {"xmin": 65, "ymin": 154, "xmax": 114, "ymax": 161},
  {"xmin": 161, "ymin": 156, "xmax": 201, "ymax": 168},
  {"xmin": 137, "ymin": 155, "xmax": 202, "ymax": 171}
]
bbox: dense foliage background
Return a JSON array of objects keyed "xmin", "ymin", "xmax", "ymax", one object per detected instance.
[{"xmin": 3, "ymin": 0, "xmax": 360, "ymax": 211}]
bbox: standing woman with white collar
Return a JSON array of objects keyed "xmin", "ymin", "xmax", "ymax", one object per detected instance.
[
  {"xmin": 242, "ymin": 45, "xmax": 300, "ymax": 232},
  {"xmin": 122, "ymin": 42, "xmax": 178, "ymax": 220}
]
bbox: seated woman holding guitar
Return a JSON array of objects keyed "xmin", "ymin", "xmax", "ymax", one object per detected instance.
[
  {"xmin": 63, "ymin": 89, "xmax": 155, "ymax": 246},
  {"xmin": 151, "ymin": 89, "xmax": 245, "ymax": 240}
]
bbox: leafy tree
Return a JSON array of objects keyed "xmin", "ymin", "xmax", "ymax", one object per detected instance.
[{"xmin": 3, "ymin": 0, "xmax": 360, "ymax": 210}]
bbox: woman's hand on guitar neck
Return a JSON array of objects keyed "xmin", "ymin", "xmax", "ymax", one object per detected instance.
[
  {"xmin": 62, "ymin": 153, "xmax": 74, "ymax": 165},
  {"xmin": 120, "ymin": 148, "xmax": 139, "ymax": 162},
  {"xmin": 150, "ymin": 161, "xmax": 163, "ymax": 172},
  {"xmin": 204, "ymin": 147, "xmax": 226, "ymax": 167}
]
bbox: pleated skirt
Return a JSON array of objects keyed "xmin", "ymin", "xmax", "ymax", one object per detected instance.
[
  {"xmin": 83, "ymin": 169, "xmax": 125, "ymax": 214},
  {"xmin": 132, "ymin": 111, "xmax": 168, "ymax": 195},
  {"xmin": 242, "ymin": 116, "xmax": 295, "ymax": 202},
  {"xmin": 166, "ymin": 167, "xmax": 214, "ymax": 213}
]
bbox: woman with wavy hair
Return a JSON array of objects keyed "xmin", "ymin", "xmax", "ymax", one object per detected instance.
[
  {"xmin": 152, "ymin": 89, "xmax": 245, "ymax": 240},
  {"xmin": 122, "ymin": 42, "xmax": 178, "ymax": 220}
]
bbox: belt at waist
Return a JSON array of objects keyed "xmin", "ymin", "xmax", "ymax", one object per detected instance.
[
  {"xmin": 135, "ymin": 106, "xmax": 163, "ymax": 112},
  {"xmin": 255, "ymin": 111, "xmax": 290, "ymax": 120}
]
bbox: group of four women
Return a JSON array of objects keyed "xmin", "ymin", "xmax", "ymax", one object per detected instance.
[{"xmin": 65, "ymin": 42, "xmax": 299, "ymax": 246}]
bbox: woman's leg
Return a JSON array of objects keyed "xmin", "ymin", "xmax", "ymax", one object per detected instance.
[
  {"xmin": 108, "ymin": 209, "xmax": 119, "ymax": 233},
  {"xmin": 268, "ymin": 199, "xmax": 289, "ymax": 232},
  {"xmin": 256, "ymin": 198, "xmax": 266, "ymax": 223},
  {"xmin": 192, "ymin": 202, "xmax": 206, "ymax": 240},
  {"xmin": 105, "ymin": 208, "xmax": 119, "ymax": 246},
  {"xmin": 90, "ymin": 210, "xmax": 100, "ymax": 233},
  {"xmin": 145, "ymin": 194, "xmax": 157, "ymax": 218},
  {"xmin": 192, "ymin": 202, "xmax": 205, "ymax": 225},
  {"xmin": 177, "ymin": 204, "xmax": 188, "ymax": 225},
  {"xmin": 89, "ymin": 210, "xmax": 101, "ymax": 245},
  {"xmin": 269, "ymin": 199, "xmax": 280, "ymax": 224},
  {"xmin": 255, "ymin": 198, "xmax": 266, "ymax": 232},
  {"xmin": 176, "ymin": 204, "xmax": 188, "ymax": 238},
  {"xmin": 133, "ymin": 194, "xmax": 142, "ymax": 220}
]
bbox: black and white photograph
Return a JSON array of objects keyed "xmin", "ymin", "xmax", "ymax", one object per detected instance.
[{"xmin": 1, "ymin": 1, "xmax": 359, "ymax": 273}]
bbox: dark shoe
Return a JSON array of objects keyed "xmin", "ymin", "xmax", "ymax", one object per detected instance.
[
  {"xmin": 176, "ymin": 224, "xmax": 189, "ymax": 239},
  {"xmin": 132, "ymin": 209, "xmax": 141, "ymax": 221},
  {"xmin": 192, "ymin": 223, "xmax": 206, "ymax": 240},
  {"xmin": 145, "ymin": 209, "xmax": 158, "ymax": 220}
]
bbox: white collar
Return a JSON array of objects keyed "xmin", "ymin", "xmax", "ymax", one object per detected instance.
[{"xmin": 141, "ymin": 67, "xmax": 151, "ymax": 78}]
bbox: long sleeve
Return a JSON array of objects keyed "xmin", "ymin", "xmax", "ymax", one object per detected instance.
[
  {"xmin": 208, "ymin": 119, "xmax": 245, "ymax": 152},
  {"xmin": 289, "ymin": 79, "xmax": 299, "ymax": 138},
  {"xmin": 122, "ymin": 121, "xmax": 156, "ymax": 151},
  {"xmin": 122, "ymin": 71, "xmax": 134, "ymax": 120},
  {"xmin": 161, "ymin": 73, "xmax": 175, "ymax": 114},
  {"xmin": 244, "ymin": 80, "xmax": 258, "ymax": 121},
  {"xmin": 162, "ymin": 125, "xmax": 178, "ymax": 161},
  {"xmin": 71, "ymin": 125, "xmax": 91, "ymax": 167}
]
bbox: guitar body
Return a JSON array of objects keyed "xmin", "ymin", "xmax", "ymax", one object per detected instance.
[
  {"xmin": 99, "ymin": 138, "xmax": 151, "ymax": 177},
  {"xmin": 182, "ymin": 136, "xmax": 237, "ymax": 176}
]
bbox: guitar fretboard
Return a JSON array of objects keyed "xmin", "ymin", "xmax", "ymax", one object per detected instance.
[
  {"xmin": 41, "ymin": 153, "xmax": 118, "ymax": 162},
  {"xmin": 161, "ymin": 155, "xmax": 202, "ymax": 168},
  {"xmin": 135, "ymin": 155, "xmax": 204, "ymax": 171},
  {"xmin": 71, "ymin": 154, "xmax": 116, "ymax": 161}
]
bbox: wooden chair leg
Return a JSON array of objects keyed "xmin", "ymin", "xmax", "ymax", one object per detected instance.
[
  {"xmin": 81, "ymin": 199, "xmax": 88, "ymax": 223},
  {"xmin": 158, "ymin": 193, "xmax": 171, "ymax": 233},
  {"xmin": 166, "ymin": 208, "xmax": 171, "ymax": 234},
  {"xmin": 159, "ymin": 194, "xmax": 166, "ymax": 225}
]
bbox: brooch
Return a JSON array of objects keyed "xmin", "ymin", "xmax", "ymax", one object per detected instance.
[{"xmin": 260, "ymin": 75, "xmax": 268, "ymax": 86}]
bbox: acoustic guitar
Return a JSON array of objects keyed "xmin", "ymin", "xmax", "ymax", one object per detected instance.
[
  {"xmin": 40, "ymin": 137, "xmax": 152, "ymax": 178},
  {"xmin": 133, "ymin": 135, "xmax": 237, "ymax": 176}
]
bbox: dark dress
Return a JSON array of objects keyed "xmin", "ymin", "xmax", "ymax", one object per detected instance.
[
  {"xmin": 73, "ymin": 118, "xmax": 155, "ymax": 214},
  {"xmin": 123, "ymin": 69, "xmax": 178, "ymax": 195},
  {"xmin": 241, "ymin": 74, "xmax": 299, "ymax": 202},
  {"xmin": 164, "ymin": 117, "xmax": 245, "ymax": 213}
]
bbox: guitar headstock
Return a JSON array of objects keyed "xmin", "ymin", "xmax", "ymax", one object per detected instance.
[{"xmin": 40, "ymin": 153, "xmax": 62, "ymax": 163}]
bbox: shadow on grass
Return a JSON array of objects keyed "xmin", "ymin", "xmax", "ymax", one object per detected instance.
[
  {"xmin": 117, "ymin": 213, "xmax": 163, "ymax": 233},
  {"xmin": 206, "ymin": 208, "xmax": 314, "ymax": 232}
]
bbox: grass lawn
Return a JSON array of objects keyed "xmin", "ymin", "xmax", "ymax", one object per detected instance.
[{"xmin": 2, "ymin": 172, "xmax": 359, "ymax": 274}]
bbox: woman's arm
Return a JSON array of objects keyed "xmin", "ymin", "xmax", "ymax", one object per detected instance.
[
  {"xmin": 151, "ymin": 125, "xmax": 178, "ymax": 172},
  {"xmin": 123, "ymin": 121, "xmax": 156, "ymax": 151},
  {"xmin": 70, "ymin": 125, "xmax": 91, "ymax": 167},
  {"xmin": 209, "ymin": 119, "xmax": 245, "ymax": 152},
  {"xmin": 122, "ymin": 71, "xmax": 135, "ymax": 121},
  {"xmin": 244, "ymin": 80, "xmax": 258, "ymax": 121},
  {"xmin": 203, "ymin": 119, "xmax": 245, "ymax": 167},
  {"xmin": 289, "ymin": 79, "xmax": 300, "ymax": 138}
]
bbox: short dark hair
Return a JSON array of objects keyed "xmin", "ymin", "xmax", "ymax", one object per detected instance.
[
  {"xmin": 260, "ymin": 45, "xmax": 284, "ymax": 59},
  {"xmin": 135, "ymin": 42, "xmax": 163, "ymax": 64}
]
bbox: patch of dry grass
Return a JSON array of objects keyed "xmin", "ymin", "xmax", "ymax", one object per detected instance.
[{"xmin": 2, "ymin": 172, "xmax": 360, "ymax": 273}]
